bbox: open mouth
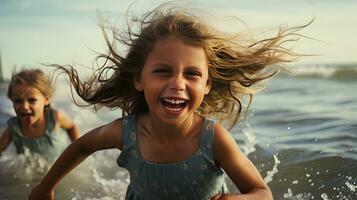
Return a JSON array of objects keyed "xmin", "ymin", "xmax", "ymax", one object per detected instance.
[
  {"xmin": 20, "ymin": 112, "xmax": 33, "ymax": 121},
  {"xmin": 161, "ymin": 98, "xmax": 188, "ymax": 111},
  {"xmin": 21, "ymin": 113, "xmax": 33, "ymax": 117}
]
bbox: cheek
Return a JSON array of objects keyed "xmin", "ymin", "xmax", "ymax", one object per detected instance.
[
  {"xmin": 13, "ymin": 104, "xmax": 20, "ymax": 110},
  {"xmin": 143, "ymin": 87, "xmax": 156, "ymax": 101},
  {"xmin": 38, "ymin": 102, "xmax": 47, "ymax": 109},
  {"xmin": 196, "ymin": 80, "xmax": 210, "ymax": 93}
]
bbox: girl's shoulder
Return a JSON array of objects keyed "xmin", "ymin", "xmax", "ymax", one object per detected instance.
[
  {"xmin": 212, "ymin": 122, "xmax": 240, "ymax": 164},
  {"xmin": 212, "ymin": 122, "xmax": 235, "ymax": 147},
  {"xmin": 48, "ymin": 107, "xmax": 61, "ymax": 121},
  {"xmin": 48, "ymin": 107, "xmax": 67, "ymax": 132},
  {"xmin": 103, "ymin": 117, "xmax": 124, "ymax": 131},
  {"xmin": 91, "ymin": 117, "xmax": 125, "ymax": 150},
  {"xmin": 47, "ymin": 106, "xmax": 69, "ymax": 122}
]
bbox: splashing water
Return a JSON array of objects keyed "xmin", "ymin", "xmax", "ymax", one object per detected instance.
[
  {"xmin": 59, "ymin": 150, "xmax": 128, "ymax": 200},
  {"xmin": 240, "ymin": 130, "xmax": 257, "ymax": 155},
  {"xmin": 91, "ymin": 168, "xmax": 128, "ymax": 196},
  {"xmin": 1, "ymin": 147, "xmax": 51, "ymax": 181},
  {"xmin": 321, "ymin": 193, "xmax": 330, "ymax": 200},
  {"xmin": 345, "ymin": 181, "xmax": 356, "ymax": 192},
  {"xmin": 234, "ymin": 115, "xmax": 257, "ymax": 156},
  {"xmin": 264, "ymin": 154, "xmax": 280, "ymax": 184}
]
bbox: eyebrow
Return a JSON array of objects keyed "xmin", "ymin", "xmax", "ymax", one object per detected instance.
[
  {"xmin": 185, "ymin": 66, "xmax": 203, "ymax": 71},
  {"xmin": 152, "ymin": 62, "xmax": 204, "ymax": 70}
]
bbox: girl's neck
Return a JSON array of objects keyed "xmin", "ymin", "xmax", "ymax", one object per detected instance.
[
  {"xmin": 19, "ymin": 114, "xmax": 47, "ymax": 138},
  {"xmin": 138, "ymin": 113, "xmax": 201, "ymax": 142}
]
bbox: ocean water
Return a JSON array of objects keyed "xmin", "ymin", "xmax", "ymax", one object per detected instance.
[{"xmin": 0, "ymin": 64, "xmax": 356, "ymax": 199}]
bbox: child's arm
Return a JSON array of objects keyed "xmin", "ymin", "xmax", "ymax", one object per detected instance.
[
  {"xmin": 212, "ymin": 124, "xmax": 273, "ymax": 200},
  {"xmin": 56, "ymin": 110, "xmax": 80, "ymax": 141},
  {"xmin": 29, "ymin": 118, "xmax": 123, "ymax": 200},
  {"xmin": 0, "ymin": 128, "xmax": 12, "ymax": 156}
]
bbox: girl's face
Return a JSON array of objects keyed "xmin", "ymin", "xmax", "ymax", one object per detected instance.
[
  {"xmin": 10, "ymin": 85, "xmax": 50, "ymax": 126},
  {"xmin": 135, "ymin": 36, "xmax": 210, "ymax": 126}
]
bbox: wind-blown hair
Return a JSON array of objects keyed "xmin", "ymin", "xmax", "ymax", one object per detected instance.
[{"xmin": 55, "ymin": 5, "xmax": 309, "ymax": 129}]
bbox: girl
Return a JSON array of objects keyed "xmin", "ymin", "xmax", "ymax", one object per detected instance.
[
  {"xmin": 29, "ymin": 6, "xmax": 307, "ymax": 200},
  {"xmin": 0, "ymin": 69, "xmax": 80, "ymax": 161}
]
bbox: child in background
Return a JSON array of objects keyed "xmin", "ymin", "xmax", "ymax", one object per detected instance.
[
  {"xmin": 29, "ymin": 5, "xmax": 308, "ymax": 200},
  {"xmin": 0, "ymin": 69, "xmax": 80, "ymax": 161}
]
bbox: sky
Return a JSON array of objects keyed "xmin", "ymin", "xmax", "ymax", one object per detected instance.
[{"xmin": 0, "ymin": 0, "xmax": 357, "ymax": 80}]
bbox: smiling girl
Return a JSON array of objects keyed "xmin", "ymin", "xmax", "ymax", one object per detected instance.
[
  {"xmin": 0, "ymin": 69, "xmax": 80, "ymax": 161},
  {"xmin": 29, "ymin": 5, "xmax": 307, "ymax": 200}
]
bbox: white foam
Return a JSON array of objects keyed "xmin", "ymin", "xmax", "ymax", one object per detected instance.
[
  {"xmin": 292, "ymin": 64, "xmax": 335, "ymax": 78},
  {"xmin": 264, "ymin": 154, "xmax": 280, "ymax": 184},
  {"xmin": 345, "ymin": 181, "xmax": 356, "ymax": 192}
]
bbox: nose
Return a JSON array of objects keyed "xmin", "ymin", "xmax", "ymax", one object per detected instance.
[
  {"xmin": 21, "ymin": 101, "xmax": 30, "ymax": 110},
  {"xmin": 169, "ymin": 75, "xmax": 185, "ymax": 92}
]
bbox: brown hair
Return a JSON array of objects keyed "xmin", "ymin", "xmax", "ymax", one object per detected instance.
[
  {"xmin": 55, "ymin": 5, "xmax": 310, "ymax": 129},
  {"xmin": 8, "ymin": 69, "xmax": 53, "ymax": 99}
]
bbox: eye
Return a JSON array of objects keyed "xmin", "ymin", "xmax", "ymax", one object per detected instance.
[
  {"xmin": 185, "ymin": 70, "xmax": 202, "ymax": 78},
  {"xmin": 13, "ymin": 98, "xmax": 22, "ymax": 104},
  {"xmin": 28, "ymin": 98, "xmax": 37, "ymax": 104},
  {"xmin": 152, "ymin": 68, "xmax": 171, "ymax": 75}
]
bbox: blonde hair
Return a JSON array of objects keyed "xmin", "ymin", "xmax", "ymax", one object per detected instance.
[
  {"xmin": 55, "ymin": 6, "xmax": 309, "ymax": 129},
  {"xmin": 8, "ymin": 69, "xmax": 53, "ymax": 99}
]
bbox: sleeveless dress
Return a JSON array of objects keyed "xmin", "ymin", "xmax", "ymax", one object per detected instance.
[
  {"xmin": 117, "ymin": 115, "xmax": 229, "ymax": 200},
  {"xmin": 7, "ymin": 107, "xmax": 70, "ymax": 161}
]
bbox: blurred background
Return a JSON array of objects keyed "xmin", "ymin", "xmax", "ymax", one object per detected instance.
[{"xmin": 0, "ymin": 0, "xmax": 356, "ymax": 199}]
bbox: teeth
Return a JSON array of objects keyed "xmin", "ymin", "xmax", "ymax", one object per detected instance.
[
  {"xmin": 22, "ymin": 113, "xmax": 32, "ymax": 117},
  {"xmin": 164, "ymin": 106, "xmax": 182, "ymax": 111},
  {"xmin": 163, "ymin": 98, "xmax": 186, "ymax": 104}
]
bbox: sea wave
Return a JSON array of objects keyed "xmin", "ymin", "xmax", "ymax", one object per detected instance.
[
  {"xmin": 282, "ymin": 64, "xmax": 357, "ymax": 81},
  {"xmin": 271, "ymin": 150, "xmax": 357, "ymax": 200}
]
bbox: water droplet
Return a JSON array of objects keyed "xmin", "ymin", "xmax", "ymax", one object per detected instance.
[
  {"xmin": 321, "ymin": 193, "xmax": 329, "ymax": 200},
  {"xmin": 346, "ymin": 181, "xmax": 356, "ymax": 192}
]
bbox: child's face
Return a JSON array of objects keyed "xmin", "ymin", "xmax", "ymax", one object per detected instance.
[
  {"xmin": 10, "ymin": 85, "xmax": 50, "ymax": 126},
  {"xmin": 135, "ymin": 36, "xmax": 210, "ymax": 125}
]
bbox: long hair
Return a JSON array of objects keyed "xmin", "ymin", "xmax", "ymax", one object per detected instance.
[{"xmin": 54, "ymin": 5, "xmax": 310, "ymax": 129}]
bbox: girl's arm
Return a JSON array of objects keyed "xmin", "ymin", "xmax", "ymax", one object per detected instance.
[
  {"xmin": 212, "ymin": 124, "xmax": 273, "ymax": 200},
  {"xmin": 0, "ymin": 128, "xmax": 12, "ymax": 156},
  {"xmin": 56, "ymin": 110, "xmax": 80, "ymax": 141},
  {"xmin": 29, "ymin": 118, "xmax": 123, "ymax": 200}
]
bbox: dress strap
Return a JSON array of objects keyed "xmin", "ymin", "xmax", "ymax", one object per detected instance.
[
  {"xmin": 121, "ymin": 115, "xmax": 137, "ymax": 151},
  {"xmin": 199, "ymin": 118, "xmax": 216, "ymax": 161},
  {"xmin": 44, "ymin": 107, "xmax": 56, "ymax": 135}
]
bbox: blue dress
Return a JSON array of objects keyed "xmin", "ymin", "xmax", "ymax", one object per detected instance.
[
  {"xmin": 117, "ymin": 115, "xmax": 229, "ymax": 200},
  {"xmin": 7, "ymin": 107, "xmax": 70, "ymax": 161}
]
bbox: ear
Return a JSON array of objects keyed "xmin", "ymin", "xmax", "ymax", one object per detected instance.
[
  {"xmin": 204, "ymin": 78, "xmax": 211, "ymax": 95},
  {"xmin": 134, "ymin": 76, "xmax": 144, "ymax": 92},
  {"xmin": 44, "ymin": 96, "xmax": 51, "ymax": 106}
]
